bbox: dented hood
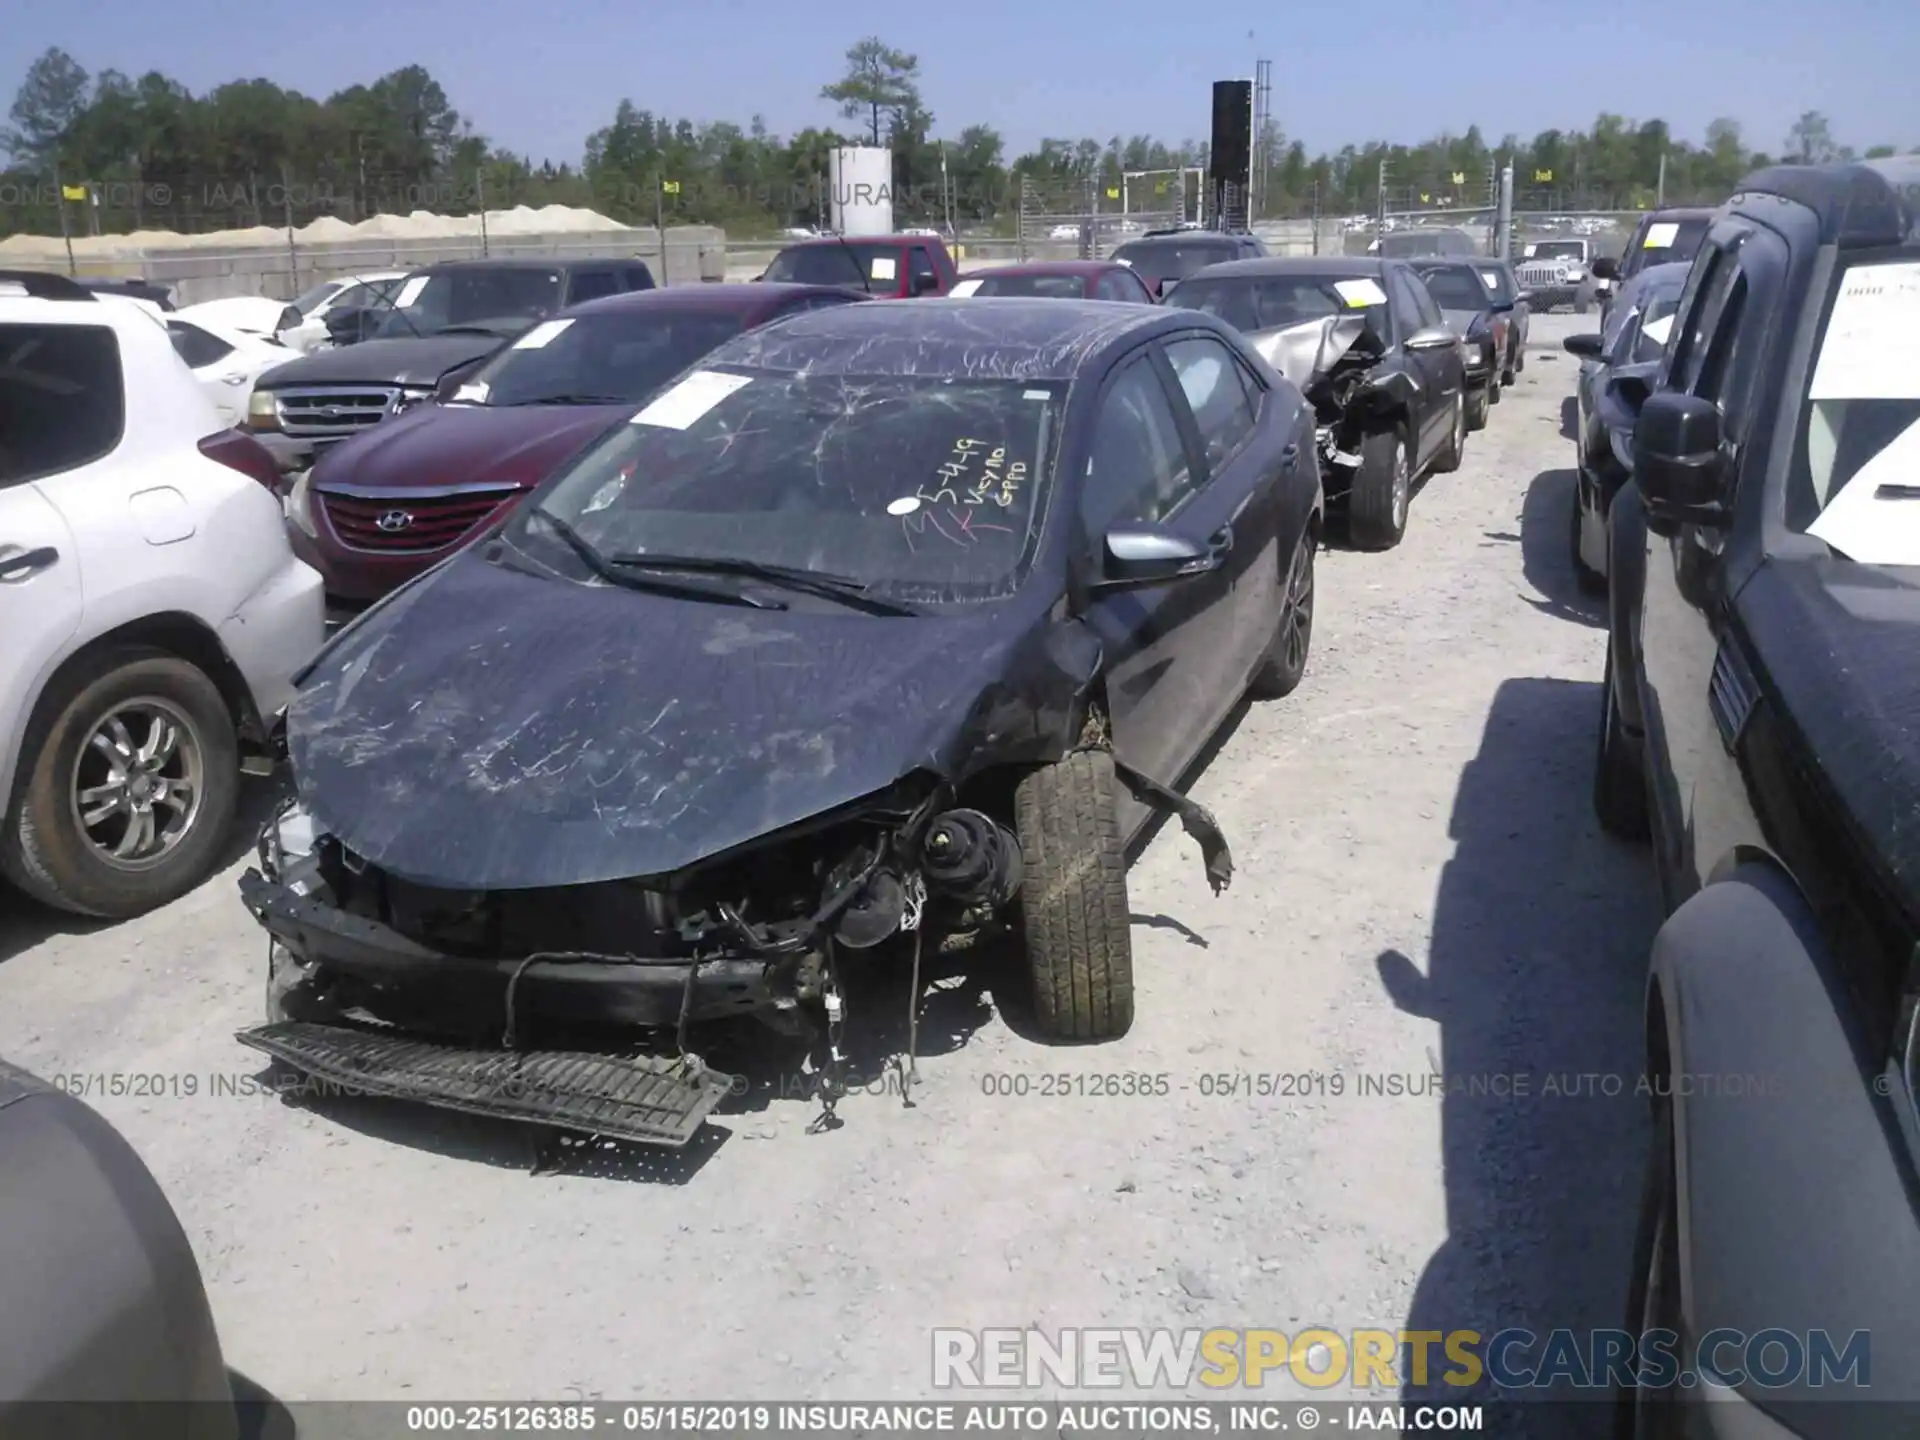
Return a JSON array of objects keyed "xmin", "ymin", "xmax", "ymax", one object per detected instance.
[
  {"xmin": 286, "ymin": 550, "xmax": 1045, "ymax": 890},
  {"xmin": 1246, "ymin": 314, "xmax": 1371, "ymax": 392}
]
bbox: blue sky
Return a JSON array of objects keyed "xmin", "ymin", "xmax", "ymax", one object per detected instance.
[{"xmin": 5, "ymin": 0, "xmax": 1912, "ymax": 166}]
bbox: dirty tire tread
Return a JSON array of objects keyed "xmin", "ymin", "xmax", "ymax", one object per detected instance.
[
  {"xmin": 1467, "ymin": 387, "xmax": 1491, "ymax": 431},
  {"xmin": 1594, "ymin": 648, "xmax": 1652, "ymax": 841},
  {"xmin": 1347, "ymin": 426, "xmax": 1408, "ymax": 551},
  {"xmin": 1571, "ymin": 486, "xmax": 1607, "ymax": 595},
  {"xmin": 1, "ymin": 647, "xmax": 240, "ymax": 919},
  {"xmin": 1015, "ymin": 749, "xmax": 1134, "ymax": 1041}
]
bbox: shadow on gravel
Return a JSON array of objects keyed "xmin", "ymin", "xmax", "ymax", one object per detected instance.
[
  {"xmin": 1561, "ymin": 395, "xmax": 1580, "ymax": 440},
  {"xmin": 1520, "ymin": 469, "xmax": 1605, "ymax": 629},
  {"xmin": 0, "ymin": 775, "xmax": 288, "ymax": 970},
  {"xmin": 1378, "ymin": 676, "xmax": 1659, "ymax": 1436}
]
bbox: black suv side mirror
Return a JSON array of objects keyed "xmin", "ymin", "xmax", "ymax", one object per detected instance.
[
  {"xmin": 1591, "ymin": 256, "xmax": 1619, "ymax": 281},
  {"xmin": 1633, "ymin": 392, "xmax": 1728, "ymax": 529},
  {"xmin": 1564, "ymin": 333, "xmax": 1604, "ymax": 360},
  {"xmin": 1090, "ymin": 524, "xmax": 1223, "ymax": 594}
]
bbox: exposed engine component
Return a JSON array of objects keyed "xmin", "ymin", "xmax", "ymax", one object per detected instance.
[
  {"xmin": 922, "ymin": 809, "xmax": 1023, "ymax": 911},
  {"xmin": 835, "ymin": 870, "xmax": 906, "ymax": 949}
]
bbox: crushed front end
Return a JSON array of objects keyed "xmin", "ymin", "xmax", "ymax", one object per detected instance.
[{"xmin": 235, "ymin": 775, "xmax": 1028, "ymax": 1147}]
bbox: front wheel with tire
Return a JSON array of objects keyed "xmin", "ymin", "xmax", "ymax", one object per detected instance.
[
  {"xmin": 1466, "ymin": 384, "xmax": 1492, "ymax": 431},
  {"xmin": 1014, "ymin": 748, "xmax": 1135, "ymax": 1040},
  {"xmin": 1, "ymin": 646, "xmax": 240, "ymax": 919},
  {"xmin": 1594, "ymin": 644, "xmax": 1651, "ymax": 840},
  {"xmin": 1248, "ymin": 524, "xmax": 1315, "ymax": 699},
  {"xmin": 1571, "ymin": 482, "xmax": 1607, "ymax": 595},
  {"xmin": 1347, "ymin": 424, "xmax": 1412, "ymax": 550},
  {"xmin": 1617, "ymin": 1096, "xmax": 1684, "ymax": 1438},
  {"xmin": 1431, "ymin": 391, "xmax": 1467, "ymax": 475}
]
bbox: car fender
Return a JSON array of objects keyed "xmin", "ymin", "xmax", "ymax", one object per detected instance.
[
  {"xmin": 1647, "ymin": 863, "xmax": 1919, "ymax": 1410},
  {"xmin": 1607, "ymin": 479, "xmax": 1649, "ymax": 734},
  {"xmin": 0, "ymin": 1061, "xmax": 238, "ymax": 1431}
]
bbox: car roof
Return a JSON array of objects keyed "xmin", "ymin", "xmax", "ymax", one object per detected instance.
[
  {"xmin": 1179, "ymin": 255, "xmax": 1392, "ymax": 280},
  {"xmin": 1639, "ymin": 207, "xmax": 1715, "ymax": 223},
  {"xmin": 1616, "ymin": 261, "xmax": 1693, "ymax": 303},
  {"xmin": 1115, "ymin": 232, "xmax": 1244, "ymax": 248},
  {"xmin": 780, "ymin": 234, "xmax": 939, "ymax": 247},
  {"xmin": 964, "ymin": 261, "xmax": 1120, "ymax": 277},
  {"xmin": 563, "ymin": 281, "xmax": 862, "ymax": 319},
  {"xmin": 708, "ymin": 296, "xmax": 1179, "ymax": 381},
  {"xmin": 407, "ymin": 257, "xmax": 631, "ymax": 275},
  {"xmin": 1729, "ymin": 157, "xmax": 1920, "ymax": 248}
]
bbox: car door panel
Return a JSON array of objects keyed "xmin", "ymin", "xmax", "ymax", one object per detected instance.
[
  {"xmin": 1637, "ymin": 230, "xmax": 1777, "ymax": 907},
  {"xmin": 0, "ymin": 484, "xmax": 83, "ymax": 796},
  {"xmin": 1073, "ymin": 346, "xmax": 1235, "ymax": 830}
]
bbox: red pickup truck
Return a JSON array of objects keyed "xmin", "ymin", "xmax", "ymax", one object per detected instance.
[{"xmin": 759, "ymin": 234, "xmax": 957, "ymax": 298}]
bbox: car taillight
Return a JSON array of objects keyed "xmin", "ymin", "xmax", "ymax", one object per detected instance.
[{"xmin": 199, "ymin": 428, "xmax": 283, "ymax": 493}]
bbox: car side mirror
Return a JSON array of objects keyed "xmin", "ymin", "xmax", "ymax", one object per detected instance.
[
  {"xmin": 1563, "ymin": 332, "xmax": 1604, "ymax": 360},
  {"xmin": 1607, "ymin": 372, "xmax": 1653, "ymax": 413},
  {"xmin": 434, "ymin": 361, "xmax": 484, "ymax": 402},
  {"xmin": 1633, "ymin": 392, "xmax": 1728, "ymax": 529},
  {"xmin": 1591, "ymin": 256, "xmax": 1619, "ymax": 281},
  {"xmin": 1091, "ymin": 524, "xmax": 1221, "ymax": 594},
  {"xmin": 1405, "ymin": 324, "xmax": 1458, "ymax": 351}
]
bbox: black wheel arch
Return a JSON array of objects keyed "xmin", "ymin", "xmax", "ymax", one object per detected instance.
[
  {"xmin": 1607, "ymin": 480, "xmax": 1651, "ymax": 734},
  {"xmin": 1644, "ymin": 860, "xmax": 1918, "ymax": 1409}
]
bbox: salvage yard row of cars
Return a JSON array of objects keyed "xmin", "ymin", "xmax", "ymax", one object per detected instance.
[{"xmin": 7, "ymin": 164, "xmax": 1917, "ymax": 1430}]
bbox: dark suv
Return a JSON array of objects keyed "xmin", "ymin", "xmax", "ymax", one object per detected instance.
[
  {"xmin": 245, "ymin": 257, "xmax": 655, "ymax": 475},
  {"xmin": 1598, "ymin": 158, "xmax": 1920, "ymax": 1436}
]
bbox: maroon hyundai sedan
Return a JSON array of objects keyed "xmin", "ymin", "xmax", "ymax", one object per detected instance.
[{"xmin": 284, "ymin": 282, "xmax": 866, "ymax": 620}]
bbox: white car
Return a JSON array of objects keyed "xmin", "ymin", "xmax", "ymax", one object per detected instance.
[
  {"xmin": 163, "ymin": 311, "xmax": 300, "ymax": 427},
  {"xmin": 278, "ymin": 271, "xmax": 409, "ymax": 353},
  {"xmin": 170, "ymin": 294, "xmax": 301, "ymax": 343},
  {"xmin": 0, "ymin": 271, "xmax": 326, "ymax": 919}
]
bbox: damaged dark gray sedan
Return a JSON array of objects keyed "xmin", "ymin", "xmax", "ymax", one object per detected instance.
[{"xmin": 236, "ymin": 298, "xmax": 1323, "ymax": 1148}]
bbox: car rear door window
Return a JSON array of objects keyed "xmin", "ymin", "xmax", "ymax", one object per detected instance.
[
  {"xmin": 1387, "ymin": 271, "xmax": 1425, "ymax": 341},
  {"xmin": 567, "ymin": 270, "xmax": 621, "ymax": 304},
  {"xmin": 1164, "ymin": 335, "xmax": 1260, "ymax": 472},
  {"xmin": 1081, "ymin": 354, "xmax": 1195, "ymax": 541},
  {"xmin": 1407, "ymin": 271, "xmax": 1445, "ymax": 330},
  {"xmin": 0, "ymin": 323, "xmax": 124, "ymax": 486},
  {"xmin": 620, "ymin": 264, "xmax": 656, "ymax": 291},
  {"xmin": 908, "ymin": 246, "xmax": 938, "ymax": 293},
  {"xmin": 167, "ymin": 321, "xmax": 235, "ymax": 369}
]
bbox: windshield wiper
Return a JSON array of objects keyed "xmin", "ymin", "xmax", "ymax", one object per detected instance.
[
  {"xmin": 606, "ymin": 552, "xmax": 918, "ymax": 615},
  {"xmin": 434, "ymin": 323, "xmax": 516, "ymax": 338},
  {"xmin": 505, "ymin": 393, "xmax": 630, "ymax": 407},
  {"xmin": 523, "ymin": 509, "xmax": 784, "ymax": 608}
]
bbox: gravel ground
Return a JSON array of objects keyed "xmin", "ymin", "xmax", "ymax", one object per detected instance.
[{"xmin": 0, "ymin": 311, "xmax": 1659, "ymax": 1430}]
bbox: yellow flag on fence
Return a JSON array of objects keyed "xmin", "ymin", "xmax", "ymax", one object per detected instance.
[
  {"xmin": 1450, "ymin": 172, "xmax": 1465, "ymax": 185},
  {"xmin": 1535, "ymin": 168, "xmax": 1554, "ymax": 183},
  {"xmin": 61, "ymin": 184, "xmax": 87, "ymax": 200},
  {"xmin": 1106, "ymin": 187, "xmax": 1119, "ymax": 199},
  {"xmin": 660, "ymin": 179, "xmax": 681, "ymax": 194}
]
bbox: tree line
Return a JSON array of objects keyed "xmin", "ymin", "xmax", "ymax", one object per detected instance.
[{"xmin": 3, "ymin": 40, "xmax": 1911, "ymax": 241}]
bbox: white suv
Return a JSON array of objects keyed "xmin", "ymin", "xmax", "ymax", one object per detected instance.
[{"xmin": 0, "ymin": 272, "xmax": 325, "ymax": 919}]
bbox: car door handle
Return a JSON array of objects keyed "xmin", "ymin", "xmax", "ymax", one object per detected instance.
[
  {"xmin": 1280, "ymin": 442, "xmax": 1300, "ymax": 469},
  {"xmin": 0, "ymin": 546, "xmax": 58, "ymax": 581},
  {"xmin": 219, "ymin": 372, "xmax": 250, "ymax": 385},
  {"xmin": 1209, "ymin": 523, "xmax": 1234, "ymax": 556}
]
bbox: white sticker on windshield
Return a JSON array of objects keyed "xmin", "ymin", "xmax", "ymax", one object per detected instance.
[
  {"xmin": 1481, "ymin": 270, "xmax": 1500, "ymax": 288},
  {"xmin": 1809, "ymin": 261, "xmax": 1920, "ymax": 400},
  {"xmin": 1332, "ymin": 278, "xmax": 1388, "ymax": 308},
  {"xmin": 1807, "ymin": 417, "xmax": 1920, "ymax": 563},
  {"xmin": 886, "ymin": 496, "xmax": 921, "ymax": 516},
  {"xmin": 453, "ymin": 382, "xmax": 490, "ymax": 404},
  {"xmin": 393, "ymin": 276, "xmax": 428, "ymax": 308},
  {"xmin": 630, "ymin": 369, "xmax": 753, "ymax": 429},
  {"xmin": 1112, "ymin": 257, "xmax": 1133, "ymax": 267},
  {"xmin": 513, "ymin": 318, "xmax": 574, "ymax": 349},
  {"xmin": 871, "ymin": 256, "xmax": 898, "ymax": 281},
  {"xmin": 1024, "ymin": 389, "xmax": 1049, "ymax": 400},
  {"xmin": 950, "ymin": 278, "xmax": 983, "ymax": 297},
  {"xmin": 1642, "ymin": 222, "xmax": 1679, "ymax": 250},
  {"xmin": 1640, "ymin": 314, "xmax": 1675, "ymax": 348}
]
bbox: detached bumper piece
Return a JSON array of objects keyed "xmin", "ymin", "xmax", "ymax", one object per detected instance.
[{"xmin": 234, "ymin": 1020, "xmax": 735, "ymax": 1148}]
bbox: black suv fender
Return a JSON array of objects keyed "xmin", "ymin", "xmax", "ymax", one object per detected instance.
[{"xmin": 1644, "ymin": 864, "xmax": 1918, "ymax": 1415}]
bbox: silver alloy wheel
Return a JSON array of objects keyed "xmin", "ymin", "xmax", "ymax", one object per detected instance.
[
  {"xmin": 1453, "ymin": 392, "xmax": 1466, "ymax": 452},
  {"xmin": 68, "ymin": 697, "xmax": 205, "ymax": 871},
  {"xmin": 1391, "ymin": 441, "xmax": 1410, "ymax": 532},
  {"xmin": 1283, "ymin": 534, "xmax": 1314, "ymax": 673}
]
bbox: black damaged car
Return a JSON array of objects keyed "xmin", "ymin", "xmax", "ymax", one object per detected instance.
[{"xmin": 235, "ymin": 297, "xmax": 1325, "ymax": 1148}]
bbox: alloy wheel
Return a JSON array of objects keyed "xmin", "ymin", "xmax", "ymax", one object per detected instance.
[
  {"xmin": 1283, "ymin": 535, "xmax": 1315, "ymax": 672},
  {"xmin": 1391, "ymin": 442, "xmax": 1410, "ymax": 532},
  {"xmin": 68, "ymin": 698, "xmax": 205, "ymax": 871}
]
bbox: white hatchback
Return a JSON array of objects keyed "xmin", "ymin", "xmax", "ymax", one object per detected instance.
[{"xmin": 0, "ymin": 272, "xmax": 326, "ymax": 919}]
